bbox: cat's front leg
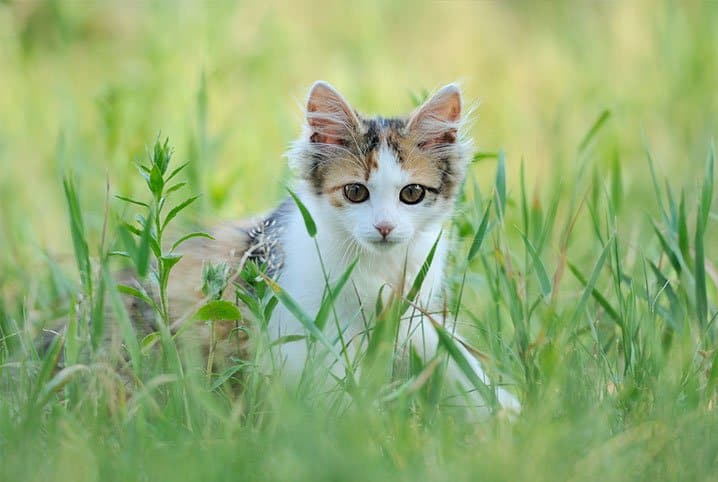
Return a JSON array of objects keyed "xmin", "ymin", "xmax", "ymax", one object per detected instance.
[{"xmin": 401, "ymin": 313, "xmax": 521, "ymax": 418}]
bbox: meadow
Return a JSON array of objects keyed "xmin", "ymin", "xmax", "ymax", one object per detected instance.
[{"xmin": 1, "ymin": 2, "xmax": 718, "ymax": 481}]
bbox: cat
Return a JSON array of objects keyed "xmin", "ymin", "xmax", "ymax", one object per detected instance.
[{"xmin": 155, "ymin": 81, "xmax": 520, "ymax": 415}]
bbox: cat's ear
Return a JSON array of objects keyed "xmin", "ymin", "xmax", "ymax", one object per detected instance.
[
  {"xmin": 407, "ymin": 84, "xmax": 462, "ymax": 149},
  {"xmin": 305, "ymin": 81, "xmax": 359, "ymax": 145}
]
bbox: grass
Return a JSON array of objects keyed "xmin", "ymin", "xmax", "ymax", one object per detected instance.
[{"xmin": 1, "ymin": 2, "xmax": 718, "ymax": 481}]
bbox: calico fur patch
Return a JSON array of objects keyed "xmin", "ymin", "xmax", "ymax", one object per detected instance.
[{"xmin": 290, "ymin": 82, "xmax": 470, "ymax": 201}]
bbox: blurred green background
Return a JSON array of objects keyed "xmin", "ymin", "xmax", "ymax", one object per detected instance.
[
  {"xmin": 2, "ymin": 3, "xmax": 718, "ymax": 481},
  {"xmin": 1, "ymin": 1, "xmax": 716, "ymax": 289}
]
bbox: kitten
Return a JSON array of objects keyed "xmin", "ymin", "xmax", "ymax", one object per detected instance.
[{"xmin": 162, "ymin": 81, "xmax": 520, "ymax": 415}]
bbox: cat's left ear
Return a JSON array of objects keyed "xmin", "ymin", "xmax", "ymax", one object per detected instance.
[{"xmin": 407, "ymin": 84, "xmax": 462, "ymax": 149}]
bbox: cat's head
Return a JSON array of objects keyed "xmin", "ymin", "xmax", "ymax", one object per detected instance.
[{"xmin": 289, "ymin": 81, "xmax": 471, "ymax": 253}]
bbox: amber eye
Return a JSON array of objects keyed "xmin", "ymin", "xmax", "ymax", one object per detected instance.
[
  {"xmin": 343, "ymin": 183, "xmax": 370, "ymax": 203},
  {"xmin": 399, "ymin": 184, "xmax": 426, "ymax": 205}
]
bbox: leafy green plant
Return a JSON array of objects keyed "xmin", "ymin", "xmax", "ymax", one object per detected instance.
[{"xmin": 115, "ymin": 138, "xmax": 208, "ymax": 323}]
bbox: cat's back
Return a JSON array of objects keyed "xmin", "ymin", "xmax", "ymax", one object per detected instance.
[
  {"xmin": 166, "ymin": 221, "xmax": 253, "ymax": 318},
  {"xmin": 167, "ymin": 199, "xmax": 293, "ymax": 321}
]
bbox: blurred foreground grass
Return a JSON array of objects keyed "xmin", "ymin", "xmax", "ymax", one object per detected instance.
[{"xmin": 1, "ymin": 2, "xmax": 718, "ymax": 481}]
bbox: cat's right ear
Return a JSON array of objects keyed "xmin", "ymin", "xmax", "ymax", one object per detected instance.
[{"xmin": 306, "ymin": 81, "xmax": 359, "ymax": 145}]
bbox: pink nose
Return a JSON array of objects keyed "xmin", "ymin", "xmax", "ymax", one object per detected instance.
[{"xmin": 374, "ymin": 222, "xmax": 395, "ymax": 239}]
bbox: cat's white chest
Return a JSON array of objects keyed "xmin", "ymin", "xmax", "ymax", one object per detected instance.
[{"xmin": 269, "ymin": 210, "xmax": 446, "ymax": 339}]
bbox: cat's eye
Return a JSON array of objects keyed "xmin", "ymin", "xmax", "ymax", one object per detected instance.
[
  {"xmin": 343, "ymin": 183, "xmax": 370, "ymax": 203},
  {"xmin": 399, "ymin": 184, "xmax": 426, "ymax": 205}
]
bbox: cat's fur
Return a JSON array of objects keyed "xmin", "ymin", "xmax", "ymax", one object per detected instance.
[{"xmin": 149, "ymin": 82, "xmax": 519, "ymax": 415}]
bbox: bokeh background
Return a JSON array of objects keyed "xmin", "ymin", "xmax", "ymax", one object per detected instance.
[
  {"xmin": 3, "ymin": 4, "xmax": 718, "ymax": 481},
  {"xmin": 1, "ymin": 0, "xmax": 717, "ymax": 292}
]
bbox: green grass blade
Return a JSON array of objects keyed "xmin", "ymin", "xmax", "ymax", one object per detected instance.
[
  {"xmin": 287, "ymin": 188, "xmax": 317, "ymax": 237},
  {"xmin": 494, "ymin": 150, "xmax": 506, "ymax": 220},
  {"xmin": 648, "ymin": 260, "xmax": 682, "ymax": 331},
  {"xmin": 578, "ymin": 109, "xmax": 611, "ymax": 154},
  {"xmin": 404, "ymin": 232, "xmax": 441, "ymax": 308},
  {"xmin": 665, "ymin": 180, "xmax": 678, "ymax": 227},
  {"xmin": 651, "ymin": 220, "xmax": 682, "ymax": 275},
  {"xmin": 315, "ymin": 257, "xmax": 359, "ymax": 331},
  {"xmin": 699, "ymin": 143, "xmax": 715, "ymax": 232},
  {"xmin": 467, "ymin": 200, "xmax": 492, "ymax": 262},
  {"xmin": 695, "ymin": 210, "xmax": 707, "ymax": 329},
  {"xmin": 473, "ymin": 151, "xmax": 498, "ymax": 162},
  {"xmin": 64, "ymin": 299, "xmax": 79, "ymax": 365},
  {"xmin": 520, "ymin": 158, "xmax": 529, "ymax": 236},
  {"xmin": 519, "ymin": 231, "xmax": 552, "ymax": 298},
  {"xmin": 644, "ymin": 137, "xmax": 669, "ymax": 226},
  {"xmin": 430, "ymin": 318, "xmax": 497, "ymax": 410},
  {"xmin": 610, "ymin": 150, "xmax": 623, "ymax": 213},
  {"xmin": 381, "ymin": 356, "xmax": 441, "ymax": 403},
  {"xmin": 90, "ymin": 272, "xmax": 106, "ymax": 350},
  {"xmin": 105, "ymin": 267, "xmax": 142, "ymax": 376},
  {"xmin": 694, "ymin": 144, "xmax": 715, "ymax": 331},
  {"xmin": 62, "ymin": 177, "xmax": 92, "ymax": 295},
  {"xmin": 33, "ymin": 333, "xmax": 64, "ymax": 403},
  {"xmin": 568, "ymin": 261, "xmax": 621, "ymax": 325},
  {"xmin": 37, "ymin": 365, "xmax": 90, "ymax": 409},
  {"xmin": 571, "ymin": 237, "xmax": 612, "ymax": 326},
  {"xmin": 263, "ymin": 275, "xmax": 342, "ymax": 363},
  {"xmin": 678, "ymin": 190, "xmax": 691, "ymax": 268}
]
